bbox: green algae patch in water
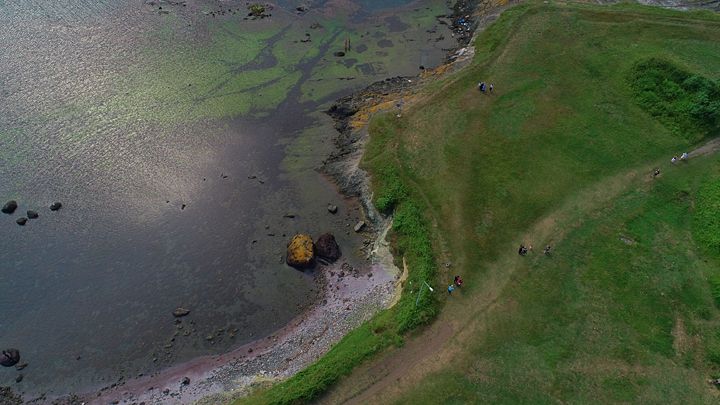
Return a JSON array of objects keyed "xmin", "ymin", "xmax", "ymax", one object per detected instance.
[
  {"xmin": 100, "ymin": 18, "xmax": 305, "ymax": 124},
  {"xmin": 299, "ymin": 4, "xmax": 455, "ymax": 103}
]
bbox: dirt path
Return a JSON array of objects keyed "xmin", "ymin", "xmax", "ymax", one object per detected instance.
[{"xmin": 317, "ymin": 138, "xmax": 720, "ymax": 404}]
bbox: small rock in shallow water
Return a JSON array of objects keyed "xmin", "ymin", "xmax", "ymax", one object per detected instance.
[
  {"xmin": 334, "ymin": 51, "xmax": 345, "ymax": 57},
  {"xmin": 15, "ymin": 374, "xmax": 22, "ymax": 383},
  {"xmin": 181, "ymin": 377, "xmax": 190, "ymax": 386},
  {"xmin": 15, "ymin": 363, "xmax": 27, "ymax": 371},
  {"xmin": 2, "ymin": 200, "xmax": 17, "ymax": 214},
  {"xmin": 15, "ymin": 218, "xmax": 27, "ymax": 226},
  {"xmin": 354, "ymin": 221, "xmax": 366, "ymax": 232},
  {"xmin": 26, "ymin": 210, "xmax": 38, "ymax": 219},
  {"xmin": 172, "ymin": 308, "xmax": 190, "ymax": 318},
  {"xmin": 49, "ymin": 202, "xmax": 62, "ymax": 211},
  {"xmin": 0, "ymin": 349, "xmax": 20, "ymax": 367},
  {"xmin": 327, "ymin": 204, "xmax": 338, "ymax": 214}
]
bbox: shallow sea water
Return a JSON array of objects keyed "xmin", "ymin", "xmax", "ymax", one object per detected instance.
[{"xmin": 0, "ymin": 0, "xmax": 455, "ymax": 398}]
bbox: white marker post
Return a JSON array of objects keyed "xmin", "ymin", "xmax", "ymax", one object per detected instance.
[{"xmin": 415, "ymin": 281, "xmax": 434, "ymax": 307}]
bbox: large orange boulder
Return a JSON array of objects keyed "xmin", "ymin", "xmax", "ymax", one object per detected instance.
[{"xmin": 286, "ymin": 234, "xmax": 315, "ymax": 269}]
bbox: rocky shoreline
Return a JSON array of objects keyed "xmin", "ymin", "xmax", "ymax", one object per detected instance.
[
  {"xmin": 322, "ymin": 0, "xmax": 487, "ymax": 226},
  {"xmin": 83, "ymin": 250, "xmax": 399, "ymax": 405}
]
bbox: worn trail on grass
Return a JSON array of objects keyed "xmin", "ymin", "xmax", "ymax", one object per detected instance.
[{"xmin": 318, "ymin": 137, "xmax": 720, "ymax": 404}]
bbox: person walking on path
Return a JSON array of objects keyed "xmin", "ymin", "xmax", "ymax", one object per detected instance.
[
  {"xmin": 489, "ymin": 83, "xmax": 494, "ymax": 93},
  {"xmin": 518, "ymin": 244, "xmax": 528, "ymax": 256},
  {"xmin": 448, "ymin": 284, "xmax": 456, "ymax": 294},
  {"xmin": 454, "ymin": 275, "xmax": 463, "ymax": 288}
]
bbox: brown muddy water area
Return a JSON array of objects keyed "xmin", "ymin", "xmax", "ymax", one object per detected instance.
[{"xmin": 0, "ymin": 0, "xmax": 458, "ymax": 402}]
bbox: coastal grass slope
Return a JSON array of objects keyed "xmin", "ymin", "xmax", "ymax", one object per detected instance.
[
  {"xmin": 339, "ymin": 2, "xmax": 720, "ymax": 403},
  {"xmin": 238, "ymin": 2, "xmax": 720, "ymax": 404}
]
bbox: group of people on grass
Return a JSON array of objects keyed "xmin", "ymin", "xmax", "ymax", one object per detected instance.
[
  {"xmin": 671, "ymin": 152, "xmax": 689, "ymax": 164},
  {"xmin": 477, "ymin": 81, "xmax": 494, "ymax": 93},
  {"xmin": 447, "ymin": 242, "xmax": 552, "ymax": 294},
  {"xmin": 448, "ymin": 275, "xmax": 463, "ymax": 294},
  {"xmin": 518, "ymin": 244, "xmax": 552, "ymax": 256},
  {"xmin": 654, "ymin": 152, "xmax": 690, "ymax": 178}
]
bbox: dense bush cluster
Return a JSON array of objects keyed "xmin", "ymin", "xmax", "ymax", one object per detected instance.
[
  {"xmin": 694, "ymin": 178, "xmax": 720, "ymax": 306},
  {"xmin": 629, "ymin": 58, "xmax": 720, "ymax": 142}
]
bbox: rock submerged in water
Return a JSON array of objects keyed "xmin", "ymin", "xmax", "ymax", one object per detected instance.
[
  {"xmin": 286, "ymin": 234, "xmax": 315, "ymax": 269},
  {"xmin": 2, "ymin": 201, "xmax": 18, "ymax": 214},
  {"xmin": 15, "ymin": 218, "xmax": 27, "ymax": 226},
  {"xmin": 315, "ymin": 233, "xmax": 341, "ymax": 263},
  {"xmin": 327, "ymin": 204, "xmax": 338, "ymax": 214},
  {"xmin": 50, "ymin": 202, "xmax": 62, "ymax": 211},
  {"xmin": 0, "ymin": 349, "xmax": 20, "ymax": 367},
  {"xmin": 173, "ymin": 308, "xmax": 190, "ymax": 318},
  {"xmin": 26, "ymin": 210, "xmax": 38, "ymax": 219}
]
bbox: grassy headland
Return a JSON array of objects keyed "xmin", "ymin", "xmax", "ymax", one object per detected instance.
[{"xmin": 238, "ymin": 1, "xmax": 720, "ymax": 404}]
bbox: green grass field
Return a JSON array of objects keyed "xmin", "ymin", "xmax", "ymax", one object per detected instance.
[
  {"xmin": 362, "ymin": 2, "xmax": 720, "ymax": 403},
  {"xmin": 238, "ymin": 2, "xmax": 720, "ymax": 403}
]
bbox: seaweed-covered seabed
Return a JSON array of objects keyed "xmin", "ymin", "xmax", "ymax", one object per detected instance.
[{"xmin": 0, "ymin": 0, "xmax": 457, "ymax": 402}]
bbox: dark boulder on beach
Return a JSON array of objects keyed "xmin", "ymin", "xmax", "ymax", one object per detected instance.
[
  {"xmin": 0, "ymin": 349, "xmax": 20, "ymax": 367},
  {"xmin": 26, "ymin": 210, "xmax": 38, "ymax": 219},
  {"xmin": 50, "ymin": 202, "xmax": 62, "ymax": 211},
  {"xmin": 2, "ymin": 201, "xmax": 18, "ymax": 214},
  {"xmin": 173, "ymin": 308, "xmax": 190, "ymax": 318},
  {"xmin": 15, "ymin": 218, "xmax": 27, "ymax": 226},
  {"xmin": 286, "ymin": 234, "xmax": 315, "ymax": 269},
  {"xmin": 315, "ymin": 233, "xmax": 341, "ymax": 262},
  {"xmin": 181, "ymin": 376, "xmax": 190, "ymax": 386}
]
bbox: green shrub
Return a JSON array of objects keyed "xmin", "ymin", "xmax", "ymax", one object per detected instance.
[
  {"xmin": 374, "ymin": 167, "xmax": 408, "ymax": 213},
  {"xmin": 709, "ymin": 273, "xmax": 720, "ymax": 308},
  {"xmin": 391, "ymin": 200, "xmax": 439, "ymax": 332},
  {"xmin": 694, "ymin": 178, "xmax": 720, "ymax": 254},
  {"xmin": 629, "ymin": 58, "xmax": 720, "ymax": 142}
]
